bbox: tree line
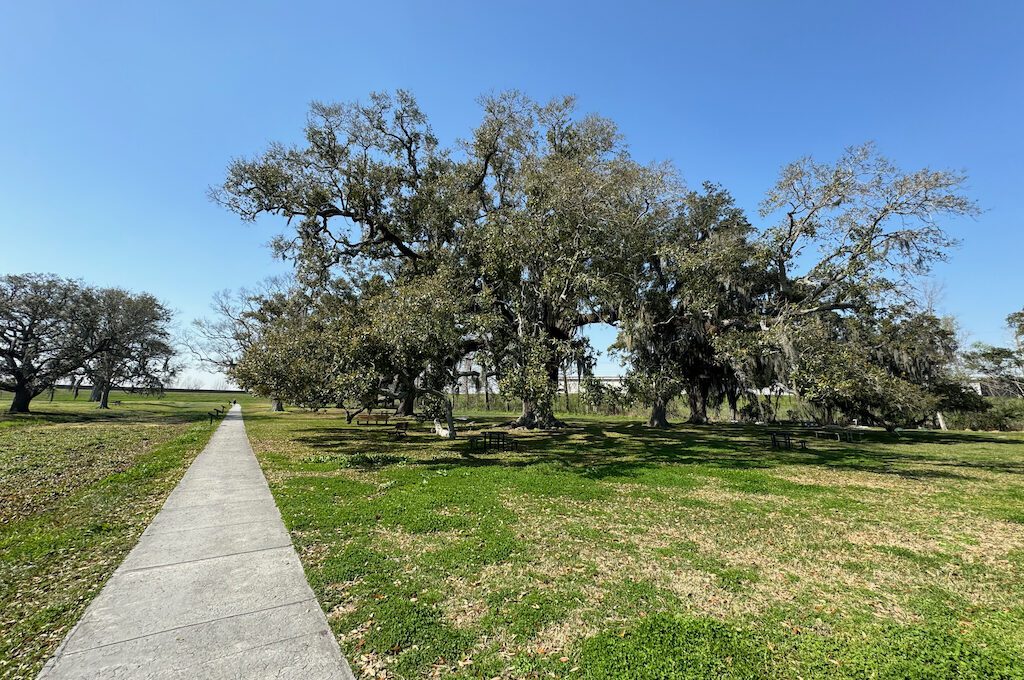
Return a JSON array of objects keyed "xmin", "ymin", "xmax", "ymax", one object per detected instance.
[
  {"xmin": 0, "ymin": 274, "xmax": 175, "ymax": 413},
  {"xmin": 195, "ymin": 90, "xmax": 992, "ymax": 434},
  {"xmin": 964, "ymin": 310, "xmax": 1024, "ymax": 399}
]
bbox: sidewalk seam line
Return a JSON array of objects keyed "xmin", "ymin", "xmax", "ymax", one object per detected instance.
[
  {"xmin": 119, "ymin": 542, "xmax": 296, "ymax": 574},
  {"xmin": 142, "ymin": 517, "xmax": 284, "ymax": 535},
  {"xmin": 62, "ymin": 597, "xmax": 319, "ymax": 656},
  {"xmin": 167, "ymin": 630, "xmax": 331, "ymax": 672},
  {"xmin": 153, "ymin": 496, "xmax": 272, "ymax": 513}
]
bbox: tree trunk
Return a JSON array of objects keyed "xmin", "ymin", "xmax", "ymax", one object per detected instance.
[
  {"xmin": 484, "ymin": 371, "xmax": 490, "ymax": 411},
  {"xmin": 726, "ymin": 391, "xmax": 739, "ymax": 422},
  {"xmin": 398, "ymin": 391, "xmax": 416, "ymax": 416},
  {"xmin": 8, "ymin": 384, "xmax": 33, "ymax": 414},
  {"xmin": 511, "ymin": 359, "xmax": 565, "ymax": 429},
  {"xmin": 647, "ymin": 397, "xmax": 670, "ymax": 428},
  {"xmin": 395, "ymin": 374, "xmax": 417, "ymax": 416},
  {"xmin": 687, "ymin": 389, "xmax": 708, "ymax": 425},
  {"xmin": 97, "ymin": 384, "xmax": 111, "ymax": 409},
  {"xmin": 422, "ymin": 389, "xmax": 457, "ymax": 438},
  {"xmin": 563, "ymin": 365, "xmax": 571, "ymax": 413},
  {"xmin": 89, "ymin": 383, "xmax": 102, "ymax": 402},
  {"xmin": 514, "ymin": 398, "xmax": 565, "ymax": 429},
  {"xmin": 270, "ymin": 398, "xmax": 284, "ymax": 412},
  {"xmin": 443, "ymin": 398, "xmax": 456, "ymax": 438}
]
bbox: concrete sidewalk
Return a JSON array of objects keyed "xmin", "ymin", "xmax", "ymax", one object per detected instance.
[{"xmin": 39, "ymin": 405, "xmax": 354, "ymax": 679}]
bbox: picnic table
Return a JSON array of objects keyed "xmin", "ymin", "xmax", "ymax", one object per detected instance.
[
  {"xmin": 809, "ymin": 428, "xmax": 864, "ymax": 443},
  {"xmin": 468, "ymin": 431, "xmax": 520, "ymax": 453},
  {"xmin": 769, "ymin": 430, "xmax": 807, "ymax": 450}
]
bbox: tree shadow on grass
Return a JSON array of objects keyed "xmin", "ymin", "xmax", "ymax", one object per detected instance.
[
  {"xmin": 0, "ymin": 396, "xmax": 238, "ymax": 429},
  {"xmin": 0, "ymin": 409, "xmax": 211, "ymax": 427},
  {"xmin": 283, "ymin": 416, "xmax": 1024, "ymax": 483}
]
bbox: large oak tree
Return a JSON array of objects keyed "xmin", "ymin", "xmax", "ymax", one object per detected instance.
[
  {"xmin": 1, "ymin": 274, "xmax": 103, "ymax": 413},
  {"xmin": 213, "ymin": 91, "xmax": 671, "ymax": 428}
]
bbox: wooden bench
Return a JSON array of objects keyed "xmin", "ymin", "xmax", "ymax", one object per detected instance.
[{"xmin": 355, "ymin": 413, "xmax": 391, "ymax": 426}]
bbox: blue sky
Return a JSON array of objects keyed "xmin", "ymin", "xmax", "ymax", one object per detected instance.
[{"xmin": 1, "ymin": 1, "xmax": 1021, "ymax": 382}]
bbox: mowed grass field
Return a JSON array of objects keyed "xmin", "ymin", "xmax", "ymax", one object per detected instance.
[
  {"xmin": 0, "ymin": 389, "xmax": 261, "ymax": 679},
  {"xmin": 242, "ymin": 409, "xmax": 1024, "ymax": 679}
]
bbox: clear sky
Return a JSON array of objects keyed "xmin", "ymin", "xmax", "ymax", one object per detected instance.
[{"xmin": 1, "ymin": 1, "xmax": 1021, "ymax": 383}]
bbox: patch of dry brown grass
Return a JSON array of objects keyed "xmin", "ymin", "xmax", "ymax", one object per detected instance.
[
  {"xmin": 427, "ymin": 471, "xmax": 1024, "ymax": 659},
  {"xmin": 245, "ymin": 409, "xmax": 1024, "ymax": 677}
]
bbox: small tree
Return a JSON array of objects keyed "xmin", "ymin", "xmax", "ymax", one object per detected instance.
[
  {"xmin": 229, "ymin": 271, "xmax": 475, "ymax": 437},
  {"xmin": 84, "ymin": 288, "xmax": 176, "ymax": 409},
  {"xmin": 188, "ymin": 278, "xmax": 290, "ymax": 410}
]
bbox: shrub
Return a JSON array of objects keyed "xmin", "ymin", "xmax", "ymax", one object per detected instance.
[{"xmin": 947, "ymin": 398, "xmax": 1024, "ymax": 431}]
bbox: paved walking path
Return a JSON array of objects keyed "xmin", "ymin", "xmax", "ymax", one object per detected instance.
[{"xmin": 40, "ymin": 405, "xmax": 354, "ymax": 679}]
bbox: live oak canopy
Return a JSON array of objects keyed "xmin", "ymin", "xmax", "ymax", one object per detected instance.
[{"xmin": 210, "ymin": 90, "xmax": 982, "ymax": 430}]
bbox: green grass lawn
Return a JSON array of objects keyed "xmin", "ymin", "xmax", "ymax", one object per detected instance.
[
  {"xmin": 242, "ymin": 409, "xmax": 1024, "ymax": 679},
  {"xmin": 0, "ymin": 389, "xmax": 262, "ymax": 679}
]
